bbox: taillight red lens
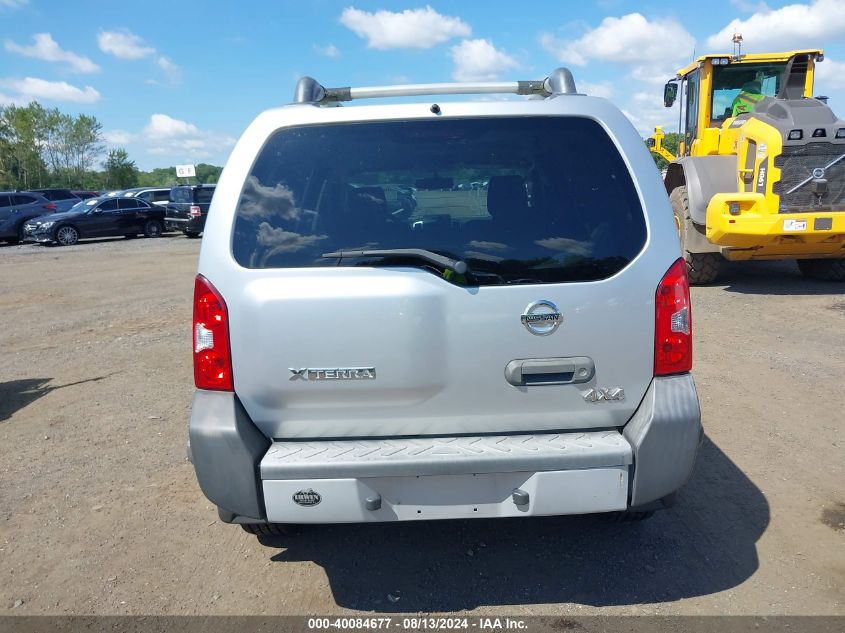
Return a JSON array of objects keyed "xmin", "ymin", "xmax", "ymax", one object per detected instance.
[
  {"xmin": 190, "ymin": 205, "xmax": 202, "ymax": 217},
  {"xmin": 44, "ymin": 203, "xmax": 57, "ymax": 210},
  {"xmin": 193, "ymin": 275, "xmax": 233, "ymax": 391},
  {"xmin": 655, "ymin": 258, "xmax": 692, "ymax": 376}
]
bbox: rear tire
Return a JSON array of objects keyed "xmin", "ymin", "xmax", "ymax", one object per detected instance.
[
  {"xmin": 143, "ymin": 219, "xmax": 163, "ymax": 238},
  {"xmin": 669, "ymin": 186, "xmax": 721, "ymax": 285},
  {"xmin": 55, "ymin": 225, "xmax": 79, "ymax": 246},
  {"xmin": 185, "ymin": 230, "xmax": 200, "ymax": 239},
  {"xmin": 797, "ymin": 258, "xmax": 845, "ymax": 281},
  {"xmin": 240, "ymin": 523, "xmax": 291, "ymax": 537}
]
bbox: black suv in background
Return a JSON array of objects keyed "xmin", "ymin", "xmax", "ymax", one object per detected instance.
[
  {"xmin": 26, "ymin": 188, "xmax": 80, "ymax": 212},
  {"xmin": 165, "ymin": 184, "xmax": 215, "ymax": 238}
]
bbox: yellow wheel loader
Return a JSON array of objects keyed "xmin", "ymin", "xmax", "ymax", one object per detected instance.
[{"xmin": 649, "ymin": 48, "xmax": 845, "ymax": 283}]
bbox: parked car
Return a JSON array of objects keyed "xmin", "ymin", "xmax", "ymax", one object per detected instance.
[
  {"xmin": 25, "ymin": 188, "xmax": 80, "ymax": 212},
  {"xmin": 23, "ymin": 195, "xmax": 165, "ymax": 246},
  {"xmin": 72, "ymin": 190, "xmax": 100, "ymax": 200},
  {"xmin": 165, "ymin": 184, "xmax": 215, "ymax": 238},
  {"xmin": 122, "ymin": 186, "xmax": 172, "ymax": 208},
  {"xmin": 188, "ymin": 68, "xmax": 701, "ymax": 534},
  {"xmin": 0, "ymin": 191, "xmax": 57, "ymax": 243}
]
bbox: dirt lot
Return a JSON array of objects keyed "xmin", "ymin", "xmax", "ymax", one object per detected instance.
[{"xmin": 0, "ymin": 235, "xmax": 843, "ymax": 616}]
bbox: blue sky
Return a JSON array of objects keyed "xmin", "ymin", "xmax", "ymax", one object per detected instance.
[{"xmin": 2, "ymin": 0, "xmax": 844, "ymax": 170}]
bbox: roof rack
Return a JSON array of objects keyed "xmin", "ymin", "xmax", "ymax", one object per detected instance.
[{"xmin": 293, "ymin": 67, "xmax": 578, "ymax": 105}]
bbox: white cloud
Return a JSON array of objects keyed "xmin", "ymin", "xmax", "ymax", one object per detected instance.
[
  {"xmin": 621, "ymin": 105, "xmax": 677, "ymax": 137},
  {"xmin": 340, "ymin": 5, "xmax": 471, "ymax": 49},
  {"xmin": 4, "ymin": 33, "xmax": 99, "ymax": 73},
  {"xmin": 706, "ymin": 0, "xmax": 845, "ymax": 51},
  {"xmin": 815, "ymin": 57, "xmax": 845, "ymax": 90},
  {"xmin": 540, "ymin": 13, "xmax": 695, "ymax": 66},
  {"xmin": 631, "ymin": 63, "xmax": 682, "ymax": 86},
  {"xmin": 450, "ymin": 39, "xmax": 520, "ymax": 82},
  {"xmin": 0, "ymin": 0, "xmax": 28, "ymax": 8},
  {"xmin": 141, "ymin": 114, "xmax": 236, "ymax": 159},
  {"xmin": 97, "ymin": 29, "xmax": 155, "ymax": 59},
  {"xmin": 145, "ymin": 114, "xmax": 200, "ymax": 138},
  {"xmin": 313, "ymin": 43, "xmax": 341, "ymax": 58},
  {"xmin": 0, "ymin": 91, "xmax": 26, "ymax": 106},
  {"xmin": 103, "ymin": 129, "xmax": 134, "ymax": 145},
  {"xmin": 156, "ymin": 56, "xmax": 182, "ymax": 84},
  {"xmin": 0, "ymin": 77, "xmax": 100, "ymax": 103},
  {"xmin": 730, "ymin": 0, "xmax": 772, "ymax": 12},
  {"xmin": 578, "ymin": 81, "xmax": 614, "ymax": 98}
]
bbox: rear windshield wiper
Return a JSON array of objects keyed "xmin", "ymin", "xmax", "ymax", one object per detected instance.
[{"xmin": 321, "ymin": 249, "xmax": 469, "ymax": 275}]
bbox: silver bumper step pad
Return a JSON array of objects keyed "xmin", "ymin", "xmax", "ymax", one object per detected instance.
[{"xmin": 261, "ymin": 430, "xmax": 632, "ymax": 480}]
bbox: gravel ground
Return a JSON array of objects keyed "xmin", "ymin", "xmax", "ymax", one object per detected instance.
[{"xmin": 0, "ymin": 235, "xmax": 843, "ymax": 615}]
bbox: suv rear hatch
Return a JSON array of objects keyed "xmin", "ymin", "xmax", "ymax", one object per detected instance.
[
  {"xmin": 167, "ymin": 186, "xmax": 215, "ymax": 223},
  {"xmin": 225, "ymin": 116, "xmax": 655, "ymax": 439}
]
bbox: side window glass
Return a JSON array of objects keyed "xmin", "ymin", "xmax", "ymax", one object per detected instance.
[
  {"xmin": 119, "ymin": 198, "xmax": 140, "ymax": 210},
  {"xmin": 99, "ymin": 199, "xmax": 120, "ymax": 211},
  {"xmin": 685, "ymin": 70, "xmax": 700, "ymax": 154},
  {"xmin": 0, "ymin": 195, "xmax": 11, "ymax": 208},
  {"xmin": 155, "ymin": 190, "xmax": 170, "ymax": 202},
  {"xmin": 12, "ymin": 195, "xmax": 36, "ymax": 205}
]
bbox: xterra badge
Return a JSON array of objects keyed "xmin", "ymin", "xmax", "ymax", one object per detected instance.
[
  {"xmin": 289, "ymin": 367, "xmax": 376, "ymax": 381},
  {"xmin": 292, "ymin": 489, "xmax": 322, "ymax": 507}
]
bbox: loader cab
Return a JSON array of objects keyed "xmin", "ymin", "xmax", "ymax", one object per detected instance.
[{"xmin": 662, "ymin": 50, "xmax": 822, "ymax": 157}]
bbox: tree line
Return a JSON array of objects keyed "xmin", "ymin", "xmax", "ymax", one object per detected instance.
[{"xmin": 0, "ymin": 101, "xmax": 222, "ymax": 191}]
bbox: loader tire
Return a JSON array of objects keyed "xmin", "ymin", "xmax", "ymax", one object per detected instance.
[
  {"xmin": 670, "ymin": 185, "xmax": 721, "ymax": 285},
  {"xmin": 797, "ymin": 258, "xmax": 845, "ymax": 281}
]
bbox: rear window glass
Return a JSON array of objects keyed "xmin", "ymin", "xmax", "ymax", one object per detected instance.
[
  {"xmin": 37, "ymin": 189, "xmax": 75, "ymax": 201},
  {"xmin": 232, "ymin": 117, "xmax": 646, "ymax": 285},
  {"xmin": 195, "ymin": 188, "xmax": 215, "ymax": 204},
  {"xmin": 170, "ymin": 187, "xmax": 191, "ymax": 203}
]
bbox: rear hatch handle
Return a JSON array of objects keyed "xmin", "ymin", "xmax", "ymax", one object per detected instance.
[
  {"xmin": 321, "ymin": 249, "xmax": 469, "ymax": 275},
  {"xmin": 505, "ymin": 357, "xmax": 595, "ymax": 386}
]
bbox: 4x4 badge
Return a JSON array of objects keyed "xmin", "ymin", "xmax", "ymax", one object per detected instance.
[
  {"xmin": 521, "ymin": 300, "xmax": 562, "ymax": 336},
  {"xmin": 583, "ymin": 388, "xmax": 625, "ymax": 403}
]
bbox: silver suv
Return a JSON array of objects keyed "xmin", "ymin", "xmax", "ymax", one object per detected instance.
[{"xmin": 188, "ymin": 69, "xmax": 702, "ymax": 533}]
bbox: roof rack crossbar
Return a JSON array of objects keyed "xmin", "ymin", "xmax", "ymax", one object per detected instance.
[{"xmin": 293, "ymin": 68, "xmax": 578, "ymax": 104}]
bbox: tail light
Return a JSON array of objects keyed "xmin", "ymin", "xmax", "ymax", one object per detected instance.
[
  {"xmin": 44, "ymin": 203, "xmax": 57, "ymax": 210},
  {"xmin": 193, "ymin": 275, "xmax": 233, "ymax": 391},
  {"xmin": 190, "ymin": 205, "xmax": 202, "ymax": 217},
  {"xmin": 654, "ymin": 258, "xmax": 692, "ymax": 376}
]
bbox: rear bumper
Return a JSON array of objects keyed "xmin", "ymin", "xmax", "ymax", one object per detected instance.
[
  {"xmin": 188, "ymin": 374, "xmax": 702, "ymax": 524},
  {"xmin": 165, "ymin": 216, "xmax": 204, "ymax": 232},
  {"xmin": 706, "ymin": 194, "xmax": 845, "ymax": 257}
]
